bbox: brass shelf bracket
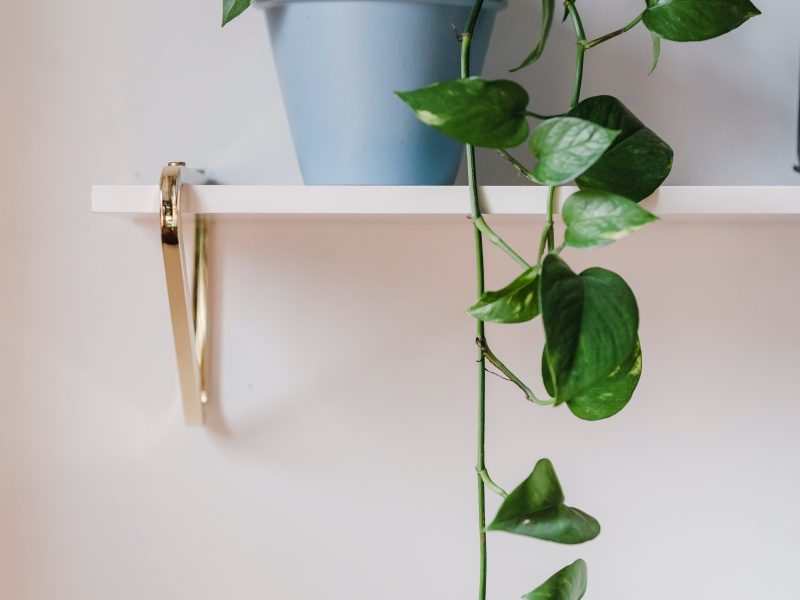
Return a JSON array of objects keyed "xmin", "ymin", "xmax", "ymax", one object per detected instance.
[{"xmin": 160, "ymin": 162, "xmax": 209, "ymax": 426}]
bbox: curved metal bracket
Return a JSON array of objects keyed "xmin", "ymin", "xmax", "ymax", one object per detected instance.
[
  {"xmin": 795, "ymin": 60, "xmax": 799, "ymax": 173},
  {"xmin": 160, "ymin": 162, "xmax": 209, "ymax": 426}
]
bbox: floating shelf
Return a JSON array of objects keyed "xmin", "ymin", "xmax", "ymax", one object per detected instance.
[
  {"xmin": 92, "ymin": 185, "xmax": 800, "ymax": 216},
  {"xmin": 94, "ymin": 172, "xmax": 800, "ymax": 428}
]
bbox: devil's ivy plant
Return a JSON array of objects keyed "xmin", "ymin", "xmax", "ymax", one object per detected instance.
[
  {"xmin": 222, "ymin": 0, "xmax": 759, "ymax": 596},
  {"xmin": 395, "ymin": 1, "xmax": 760, "ymax": 598}
]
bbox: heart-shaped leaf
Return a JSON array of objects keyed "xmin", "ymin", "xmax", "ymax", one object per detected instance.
[
  {"xmin": 529, "ymin": 118, "xmax": 620, "ymax": 186},
  {"xmin": 487, "ymin": 459, "xmax": 601, "ymax": 544},
  {"xmin": 523, "ymin": 559, "xmax": 588, "ymax": 600},
  {"xmin": 567, "ymin": 96, "xmax": 673, "ymax": 201},
  {"xmin": 511, "ymin": 0, "xmax": 556, "ymax": 72},
  {"xmin": 567, "ymin": 340, "xmax": 642, "ymax": 420},
  {"xmin": 222, "ymin": 0, "xmax": 252, "ymax": 26},
  {"xmin": 544, "ymin": 341, "xmax": 642, "ymax": 421},
  {"xmin": 541, "ymin": 255, "xmax": 639, "ymax": 404},
  {"xmin": 563, "ymin": 189, "xmax": 658, "ymax": 249},
  {"xmin": 396, "ymin": 78, "xmax": 529, "ymax": 148},
  {"xmin": 468, "ymin": 267, "xmax": 540, "ymax": 323},
  {"xmin": 643, "ymin": 0, "xmax": 761, "ymax": 42}
]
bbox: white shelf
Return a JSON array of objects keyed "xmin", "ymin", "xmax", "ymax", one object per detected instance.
[{"xmin": 91, "ymin": 185, "xmax": 800, "ymax": 216}]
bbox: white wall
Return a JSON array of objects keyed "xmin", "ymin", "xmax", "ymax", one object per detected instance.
[{"xmin": 1, "ymin": 1, "xmax": 799, "ymax": 599}]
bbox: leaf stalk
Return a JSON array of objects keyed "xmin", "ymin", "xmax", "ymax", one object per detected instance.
[
  {"xmin": 472, "ymin": 216, "xmax": 532, "ymax": 269},
  {"xmin": 479, "ymin": 468, "xmax": 509, "ymax": 498},
  {"xmin": 583, "ymin": 13, "xmax": 644, "ymax": 49},
  {"xmin": 526, "ymin": 110, "xmax": 565, "ymax": 120},
  {"xmin": 497, "ymin": 149, "xmax": 537, "ymax": 183},
  {"xmin": 478, "ymin": 338, "xmax": 555, "ymax": 407}
]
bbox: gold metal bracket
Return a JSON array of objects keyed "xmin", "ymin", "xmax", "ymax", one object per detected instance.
[{"xmin": 160, "ymin": 162, "xmax": 209, "ymax": 426}]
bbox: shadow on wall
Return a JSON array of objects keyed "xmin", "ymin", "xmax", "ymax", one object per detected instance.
[{"xmin": 201, "ymin": 216, "xmax": 477, "ymax": 463}]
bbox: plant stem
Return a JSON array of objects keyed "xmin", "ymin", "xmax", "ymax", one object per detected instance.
[
  {"xmin": 473, "ymin": 216, "xmax": 531, "ymax": 269},
  {"xmin": 546, "ymin": 186, "xmax": 557, "ymax": 253},
  {"xmin": 538, "ymin": 1, "xmax": 587, "ymax": 264},
  {"xmin": 478, "ymin": 339, "xmax": 555, "ymax": 407},
  {"xmin": 497, "ymin": 149, "xmax": 538, "ymax": 184},
  {"xmin": 537, "ymin": 186, "xmax": 558, "ymax": 262},
  {"xmin": 583, "ymin": 12, "xmax": 644, "ymax": 49},
  {"xmin": 565, "ymin": 1, "xmax": 587, "ymax": 109},
  {"xmin": 461, "ymin": 3, "xmax": 488, "ymax": 599},
  {"xmin": 525, "ymin": 110, "xmax": 564, "ymax": 120},
  {"xmin": 479, "ymin": 469, "xmax": 509, "ymax": 498}
]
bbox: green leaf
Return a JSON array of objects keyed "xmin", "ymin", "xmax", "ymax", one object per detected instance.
[
  {"xmin": 511, "ymin": 0, "xmax": 556, "ymax": 72},
  {"xmin": 222, "ymin": 0, "xmax": 252, "ymax": 26},
  {"xmin": 488, "ymin": 459, "xmax": 600, "ymax": 544},
  {"xmin": 542, "ymin": 340, "xmax": 642, "ymax": 420},
  {"xmin": 540, "ymin": 255, "xmax": 639, "ymax": 404},
  {"xmin": 529, "ymin": 118, "xmax": 620, "ymax": 186},
  {"xmin": 643, "ymin": 0, "xmax": 761, "ymax": 42},
  {"xmin": 542, "ymin": 345, "xmax": 556, "ymax": 398},
  {"xmin": 649, "ymin": 33, "xmax": 661, "ymax": 74},
  {"xmin": 567, "ymin": 96, "xmax": 673, "ymax": 201},
  {"xmin": 562, "ymin": 189, "xmax": 658, "ymax": 249},
  {"xmin": 566, "ymin": 340, "xmax": 642, "ymax": 421},
  {"xmin": 468, "ymin": 267, "xmax": 540, "ymax": 324},
  {"xmin": 396, "ymin": 78, "xmax": 529, "ymax": 148},
  {"xmin": 523, "ymin": 559, "xmax": 588, "ymax": 600}
]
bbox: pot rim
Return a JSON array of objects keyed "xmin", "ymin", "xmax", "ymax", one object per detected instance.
[{"xmin": 254, "ymin": 0, "xmax": 507, "ymax": 10}]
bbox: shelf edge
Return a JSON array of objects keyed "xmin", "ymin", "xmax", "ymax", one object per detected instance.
[{"xmin": 91, "ymin": 185, "xmax": 800, "ymax": 216}]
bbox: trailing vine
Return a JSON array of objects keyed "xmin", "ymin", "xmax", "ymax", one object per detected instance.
[
  {"xmin": 222, "ymin": 0, "xmax": 762, "ymax": 596},
  {"xmin": 396, "ymin": 1, "xmax": 761, "ymax": 598}
]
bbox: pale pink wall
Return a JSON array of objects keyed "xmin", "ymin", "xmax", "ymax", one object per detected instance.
[{"xmin": 1, "ymin": 1, "xmax": 799, "ymax": 598}]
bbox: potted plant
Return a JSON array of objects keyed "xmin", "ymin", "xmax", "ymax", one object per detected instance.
[
  {"xmin": 223, "ymin": 0, "xmax": 507, "ymax": 184},
  {"xmin": 395, "ymin": 0, "xmax": 760, "ymax": 597}
]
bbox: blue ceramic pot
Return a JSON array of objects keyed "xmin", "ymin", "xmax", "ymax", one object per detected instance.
[{"xmin": 255, "ymin": 0, "xmax": 506, "ymax": 184}]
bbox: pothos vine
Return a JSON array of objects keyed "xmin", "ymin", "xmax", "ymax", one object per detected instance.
[
  {"xmin": 221, "ymin": 0, "xmax": 762, "ymax": 596},
  {"xmin": 396, "ymin": 1, "xmax": 761, "ymax": 598}
]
